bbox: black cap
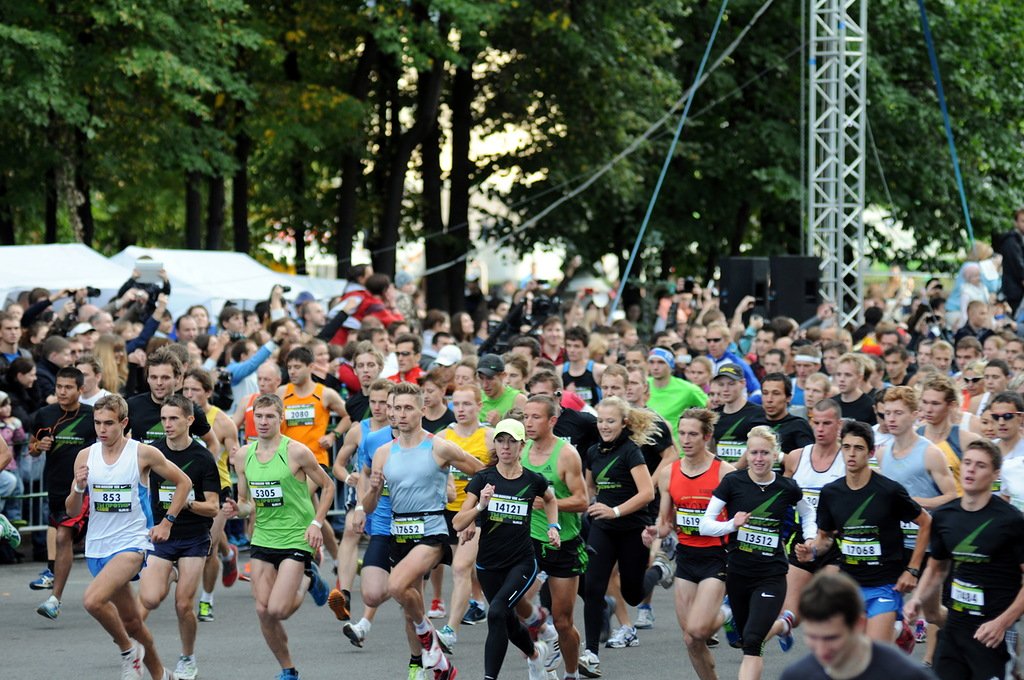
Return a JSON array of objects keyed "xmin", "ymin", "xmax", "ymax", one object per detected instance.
[{"xmin": 477, "ymin": 353, "xmax": 505, "ymax": 377}]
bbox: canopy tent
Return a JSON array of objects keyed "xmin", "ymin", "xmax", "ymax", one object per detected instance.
[
  {"xmin": 109, "ymin": 246, "xmax": 348, "ymax": 317},
  {"xmin": 0, "ymin": 243, "xmax": 138, "ymax": 308}
]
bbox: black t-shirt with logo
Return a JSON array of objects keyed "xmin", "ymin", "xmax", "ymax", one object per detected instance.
[
  {"xmin": 712, "ymin": 470, "xmax": 803, "ymax": 577},
  {"xmin": 151, "ymin": 439, "xmax": 221, "ymax": 540},
  {"xmin": 587, "ymin": 436, "xmax": 651, "ymax": 531},
  {"xmin": 768, "ymin": 413, "xmax": 814, "ymax": 453},
  {"xmin": 423, "ymin": 409, "xmax": 456, "ymax": 434},
  {"xmin": 346, "ymin": 393, "xmax": 370, "ymax": 423},
  {"xmin": 466, "ymin": 466, "xmax": 549, "ymax": 570},
  {"xmin": 713, "ymin": 402, "xmax": 768, "ymax": 464},
  {"xmin": 33, "ymin": 404, "xmax": 97, "ymax": 497},
  {"xmin": 930, "ymin": 496, "xmax": 1024, "ymax": 627},
  {"xmin": 839, "ymin": 393, "xmax": 877, "ymax": 425},
  {"xmin": 817, "ymin": 471, "xmax": 921, "ymax": 586},
  {"xmin": 127, "ymin": 392, "xmax": 212, "ymax": 445},
  {"xmin": 554, "ymin": 408, "xmax": 599, "ymax": 471}
]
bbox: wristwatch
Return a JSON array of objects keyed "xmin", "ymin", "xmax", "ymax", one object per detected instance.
[
  {"xmin": 905, "ymin": 566, "xmax": 921, "ymax": 578},
  {"xmin": 165, "ymin": 513, "xmax": 177, "ymax": 524}
]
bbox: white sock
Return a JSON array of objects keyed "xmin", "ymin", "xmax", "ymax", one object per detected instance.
[
  {"xmin": 540, "ymin": 622, "xmax": 558, "ymax": 641},
  {"xmin": 200, "ymin": 591, "xmax": 213, "ymax": 605},
  {"xmin": 414, "ymin": 619, "xmax": 431, "ymax": 635},
  {"xmin": 359, "ymin": 617, "xmax": 372, "ymax": 633}
]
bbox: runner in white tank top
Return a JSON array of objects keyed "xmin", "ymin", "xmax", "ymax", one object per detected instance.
[{"xmin": 65, "ymin": 394, "xmax": 192, "ymax": 680}]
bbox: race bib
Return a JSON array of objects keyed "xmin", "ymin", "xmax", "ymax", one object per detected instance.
[
  {"xmin": 93, "ymin": 484, "xmax": 131, "ymax": 513},
  {"xmin": 158, "ymin": 482, "xmax": 196, "ymax": 509},
  {"xmin": 840, "ymin": 535, "xmax": 882, "ymax": 562},
  {"xmin": 675, "ymin": 507, "xmax": 702, "ymax": 534},
  {"xmin": 737, "ymin": 526, "xmax": 779, "ymax": 552},
  {"xmin": 391, "ymin": 516, "xmax": 425, "ymax": 539},
  {"xmin": 900, "ymin": 520, "xmax": 919, "ymax": 542},
  {"xmin": 951, "ymin": 578, "xmax": 984, "ymax": 613},
  {"xmin": 449, "ymin": 464, "xmax": 471, "ymax": 483},
  {"xmin": 285, "ymin": 404, "xmax": 315, "ymax": 427},
  {"xmin": 574, "ymin": 387, "xmax": 594, "ymax": 404},
  {"xmin": 716, "ymin": 443, "xmax": 745, "ymax": 463},
  {"xmin": 250, "ymin": 480, "xmax": 284, "ymax": 508},
  {"xmin": 487, "ymin": 494, "xmax": 529, "ymax": 524},
  {"xmin": 802, "ymin": 489, "xmax": 821, "ymax": 509}
]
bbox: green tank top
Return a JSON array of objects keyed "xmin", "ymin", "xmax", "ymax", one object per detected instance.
[
  {"xmin": 481, "ymin": 386, "xmax": 520, "ymax": 421},
  {"xmin": 245, "ymin": 436, "xmax": 316, "ymax": 554},
  {"xmin": 522, "ymin": 439, "xmax": 580, "ymax": 541}
]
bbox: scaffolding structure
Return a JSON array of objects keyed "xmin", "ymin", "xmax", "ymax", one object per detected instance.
[{"xmin": 806, "ymin": 0, "xmax": 868, "ymax": 328}]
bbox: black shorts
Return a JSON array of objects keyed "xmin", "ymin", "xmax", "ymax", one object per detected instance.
[
  {"xmin": 675, "ymin": 545, "xmax": 728, "ymax": 583},
  {"xmin": 251, "ymin": 545, "xmax": 313, "ymax": 570},
  {"xmin": 534, "ymin": 535, "xmax": 588, "ymax": 578},
  {"xmin": 389, "ymin": 534, "xmax": 453, "ymax": 568},
  {"xmin": 935, "ymin": 622, "xmax": 1011, "ymax": 680},
  {"xmin": 443, "ymin": 509, "xmax": 459, "ymax": 545},
  {"xmin": 788, "ymin": 540, "xmax": 841, "ymax": 573},
  {"xmin": 150, "ymin": 533, "xmax": 212, "ymax": 562},
  {"xmin": 48, "ymin": 493, "xmax": 89, "ymax": 541},
  {"xmin": 363, "ymin": 534, "xmax": 392, "ymax": 572}
]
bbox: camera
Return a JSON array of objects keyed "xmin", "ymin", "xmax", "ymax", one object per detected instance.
[{"xmin": 86, "ymin": 286, "xmax": 101, "ymax": 298}]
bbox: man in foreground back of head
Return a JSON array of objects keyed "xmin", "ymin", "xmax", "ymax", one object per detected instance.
[{"xmin": 779, "ymin": 571, "xmax": 935, "ymax": 680}]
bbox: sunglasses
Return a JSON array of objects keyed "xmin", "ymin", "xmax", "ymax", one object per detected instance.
[
  {"xmin": 991, "ymin": 412, "xmax": 1021, "ymax": 421},
  {"xmin": 395, "ymin": 351, "xmax": 415, "ymax": 357},
  {"xmin": 963, "ymin": 377, "xmax": 983, "ymax": 384},
  {"xmin": 706, "ymin": 337, "xmax": 725, "ymax": 343}
]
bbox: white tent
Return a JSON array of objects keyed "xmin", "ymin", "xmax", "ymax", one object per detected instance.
[
  {"xmin": 0, "ymin": 243, "xmax": 136, "ymax": 307},
  {"xmin": 110, "ymin": 246, "xmax": 348, "ymax": 317}
]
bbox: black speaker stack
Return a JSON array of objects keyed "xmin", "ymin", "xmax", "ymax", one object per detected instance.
[{"xmin": 718, "ymin": 255, "xmax": 821, "ymax": 321}]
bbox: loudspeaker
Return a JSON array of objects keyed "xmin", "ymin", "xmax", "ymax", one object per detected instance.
[
  {"xmin": 769, "ymin": 255, "xmax": 821, "ymax": 320},
  {"xmin": 719, "ymin": 257, "xmax": 770, "ymax": 318}
]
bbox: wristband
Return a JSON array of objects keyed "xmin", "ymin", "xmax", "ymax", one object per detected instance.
[
  {"xmin": 311, "ymin": 519, "xmax": 323, "ymax": 529},
  {"xmin": 548, "ymin": 523, "xmax": 561, "ymax": 531},
  {"xmin": 476, "ymin": 502, "xmax": 486, "ymax": 512},
  {"xmin": 73, "ymin": 484, "xmax": 86, "ymax": 494},
  {"xmin": 613, "ymin": 506, "xmax": 621, "ymax": 519},
  {"xmin": 354, "ymin": 505, "xmax": 364, "ymax": 512}
]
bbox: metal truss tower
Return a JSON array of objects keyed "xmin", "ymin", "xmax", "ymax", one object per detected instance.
[{"xmin": 806, "ymin": 0, "xmax": 868, "ymax": 328}]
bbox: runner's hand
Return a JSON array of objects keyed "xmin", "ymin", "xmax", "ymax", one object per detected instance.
[
  {"xmin": 350, "ymin": 507, "xmax": 365, "ymax": 534},
  {"xmin": 345, "ymin": 471, "xmax": 360, "ymax": 487},
  {"xmin": 478, "ymin": 483, "xmax": 496, "ymax": 506},
  {"xmin": 795, "ymin": 540, "xmax": 815, "ymax": 562},
  {"xmin": 74, "ymin": 464, "xmax": 89, "ymax": 490},
  {"xmin": 150, "ymin": 520, "xmax": 171, "ymax": 543},
  {"xmin": 903, "ymin": 596, "xmax": 922, "ymax": 623},
  {"xmin": 222, "ymin": 498, "xmax": 239, "ymax": 519},
  {"xmin": 547, "ymin": 527, "xmax": 561, "ymax": 549},
  {"xmin": 731, "ymin": 511, "xmax": 750, "ymax": 528},
  {"xmin": 587, "ymin": 502, "xmax": 616, "ymax": 520},
  {"xmin": 895, "ymin": 570, "xmax": 918, "ymax": 593},
  {"xmin": 368, "ymin": 469, "xmax": 383, "ymax": 491},
  {"xmin": 306, "ymin": 523, "xmax": 323, "ymax": 551},
  {"xmin": 36, "ymin": 435, "xmax": 54, "ymax": 452},
  {"xmin": 459, "ymin": 526, "xmax": 476, "ymax": 544},
  {"xmin": 975, "ymin": 617, "xmax": 1010, "ymax": 648},
  {"xmin": 641, "ymin": 525, "xmax": 658, "ymax": 548}
]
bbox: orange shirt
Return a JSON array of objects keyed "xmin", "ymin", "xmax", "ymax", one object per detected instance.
[{"xmin": 281, "ymin": 383, "xmax": 332, "ymax": 466}]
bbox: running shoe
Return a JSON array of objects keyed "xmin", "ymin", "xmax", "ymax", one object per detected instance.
[
  {"xmin": 605, "ymin": 625, "xmax": 639, "ymax": 648},
  {"xmin": 460, "ymin": 600, "xmax": 486, "ymax": 626},
  {"xmin": 527, "ymin": 641, "xmax": 548, "ymax": 680},
  {"xmin": 437, "ymin": 625, "xmax": 457, "ymax": 654},
  {"xmin": 342, "ymin": 620, "xmax": 367, "ymax": 648},
  {"xmin": 120, "ymin": 640, "xmax": 145, "ymax": 680},
  {"xmin": 221, "ymin": 544, "xmax": 239, "ymax": 587},
  {"xmin": 895, "ymin": 621, "xmax": 915, "ymax": 654},
  {"xmin": 417, "ymin": 626, "xmax": 444, "ymax": 668},
  {"xmin": 197, "ymin": 601, "xmax": 214, "ymax": 622},
  {"xmin": 635, "ymin": 604, "xmax": 654, "ymax": 629},
  {"xmin": 542, "ymin": 636, "xmax": 561, "ymax": 673},
  {"xmin": 37, "ymin": 595, "xmax": 61, "ymax": 620},
  {"xmin": 174, "ymin": 655, "xmax": 198, "ymax": 680},
  {"xmin": 721, "ymin": 597, "xmax": 741, "ymax": 648},
  {"xmin": 914, "ymin": 618, "xmax": 927, "ymax": 643},
  {"xmin": 707, "ymin": 634, "xmax": 720, "ymax": 648},
  {"xmin": 527, "ymin": 606, "xmax": 549, "ymax": 641},
  {"xmin": 433, "ymin": 665, "xmax": 457, "ymax": 680},
  {"xmin": 307, "ymin": 562, "xmax": 329, "ymax": 606},
  {"xmin": 428, "ymin": 598, "xmax": 447, "ymax": 619},
  {"xmin": 276, "ymin": 669, "xmax": 299, "ymax": 680},
  {"xmin": 577, "ymin": 649, "xmax": 601, "ymax": 678},
  {"xmin": 29, "ymin": 568, "xmax": 54, "ymax": 590},
  {"xmin": 778, "ymin": 609, "xmax": 795, "ymax": 653},
  {"xmin": 239, "ymin": 561, "xmax": 252, "ymax": 582},
  {"xmin": 0, "ymin": 513, "xmax": 21, "ymax": 548},
  {"xmin": 408, "ymin": 663, "xmax": 426, "ymax": 680},
  {"xmin": 328, "ymin": 588, "xmax": 351, "ymax": 621},
  {"xmin": 652, "ymin": 553, "xmax": 674, "ymax": 589}
]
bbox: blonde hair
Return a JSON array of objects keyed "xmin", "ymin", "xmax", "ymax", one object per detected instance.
[
  {"xmin": 747, "ymin": 425, "xmax": 778, "ymax": 451},
  {"xmin": 598, "ymin": 396, "xmax": 658, "ymax": 447}
]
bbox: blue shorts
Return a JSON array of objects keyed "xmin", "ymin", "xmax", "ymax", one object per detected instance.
[
  {"xmin": 87, "ymin": 548, "xmax": 149, "ymax": 581},
  {"xmin": 362, "ymin": 534, "xmax": 392, "ymax": 573},
  {"xmin": 149, "ymin": 533, "xmax": 211, "ymax": 562},
  {"xmin": 861, "ymin": 584, "xmax": 903, "ymax": 619}
]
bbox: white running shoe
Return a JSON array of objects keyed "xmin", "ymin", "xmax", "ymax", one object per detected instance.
[
  {"xmin": 120, "ymin": 640, "xmax": 145, "ymax": 680},
  {"xmin": 578, "ymin": 649, "xmax": 601, "ymax": 678},
  {"xmin": 174, "ymin": 655, "xmax": 197, "ymax": 680},
  {"xmin": 605, "ymin": 625, "xmax": 639, "ymax": 649},
  {"xmin": 527, "ymin": 641, "xmax": 548, "ymax": 680}
]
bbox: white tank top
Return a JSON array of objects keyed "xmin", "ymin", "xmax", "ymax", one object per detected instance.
[
  {"xmin": 792, "ymin": 444, "xmax": 845, "ymax": 510},
  {"xmin": 86, "ymin": 439, "xmax": 154, "ymax": 558}
]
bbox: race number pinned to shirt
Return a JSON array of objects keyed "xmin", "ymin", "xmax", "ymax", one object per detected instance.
[
  {"xmin": 737, "ymin": 520, "xmax": 780, "ymax": 555},
  {"xmin": 285, "ymin": 404, "xmax": 316, "ymax": 427},
  {"xmin": 802, "ymin": 488, "xmax": 821, "ymax": 509},
  {"xmin": 950, "ymin": 578, "xmax": 985, "ymax": 614},
  {"xmin": 93, "ymin": 484, "xmax": 132, "ymax": 513},
  {"xmin": 391, "ymin": 516, "xmax": 426, "ymax": 540},
  {"xmin": 716, "ymin": 443, "xmax": 745, "ymax": 464},
  {"xmin": 250, "ymin": 480, "xmax": 284, "ymax": 508},
  {"xmin": 675, "ymin": 507, "xmax": 702, "ymax": 535},
  {"xmin": 839, "ymin": 534, "xmax": 882, "ymax": 563},
  {"xmin": 158, "ymin": 482, "xmax": 196, "ymax": 510},
  {"xmin": 487, "ymin": 494, "xmax": 529, "ymax": 525}
]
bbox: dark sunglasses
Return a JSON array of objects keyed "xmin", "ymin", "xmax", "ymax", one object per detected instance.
[
  {"xmin": 991, "ymin": 412, "xmax": 1021, "ymax": 422},
  {"xmin": 963, "ymin": 377, "xmax": 983, "ymax": 384}
]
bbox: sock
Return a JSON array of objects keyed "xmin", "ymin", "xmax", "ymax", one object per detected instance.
[
  {"xmin": 524, "ymin": 608, "xmax": 541, "ymax": 626},
  {"xmin": 359, "ymin": 617, "xmax": 372, "ymax": 632},
  {"xmin": 121, "ymin": 648, "xmax": 133, "ymax": 657},
  {"xmin": 200, "ymin": 591, "xmax": 213, "ymax": 605},
  {"xmin": 409, "ymin": 655, "xmax": 423, "ymax": 667},
  {"xmin": 414, "ymin": 619, "xmax": 431, "ymax": 635},
  {"xmin": 778, "ymin": 616, "xmax": 791, "ymax": 637},
  {"xmin": 47, "ymin": 560, "xmax": 55, "ymax": 572},
  {"xmin": 540, "ymin": 622, "xmax": 558, "ymax": 641},
  {"xmin": 565, "ymin": 674, "xmax": 578, "ymax": 680}
]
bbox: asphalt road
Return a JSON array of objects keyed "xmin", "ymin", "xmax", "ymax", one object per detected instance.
[{"xmin": 0, "ymin": 552, "xmax": 927, "ymax": 679}]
